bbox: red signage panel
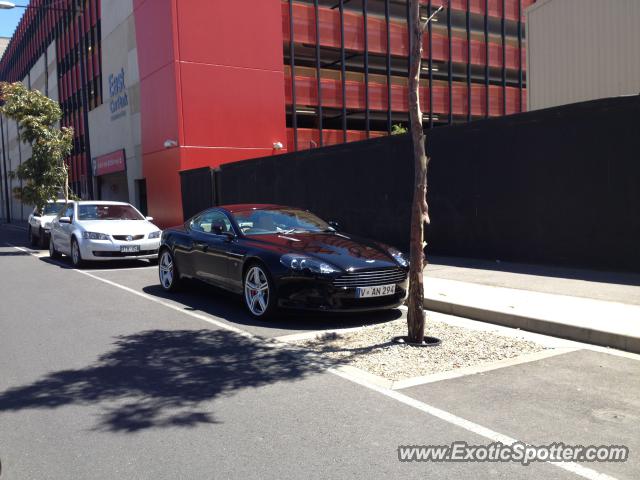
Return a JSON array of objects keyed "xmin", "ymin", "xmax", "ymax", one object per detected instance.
[{"xmin": 93, "ymin": 149, "xmax": 126, "ymax": 176}]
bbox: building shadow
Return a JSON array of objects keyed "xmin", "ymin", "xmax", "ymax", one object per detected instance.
[
  {"xmin": 0, "ymin": 329, "xmax": 332, "ymax": 433},
  {"xmin": 141, "ymin": 281, "xmax": 403, "ymax": 333}
]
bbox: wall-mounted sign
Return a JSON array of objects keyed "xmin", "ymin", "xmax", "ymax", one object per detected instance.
[
  {"xmin": 109, "ymin": 68, "xmax": 129, "ymax": 121},
  {"xmin": 93, "ymin": 149, "xmax": 126, "ymax": 176}
]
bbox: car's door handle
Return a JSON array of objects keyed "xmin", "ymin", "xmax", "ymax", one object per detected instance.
[{"xmin": 194, "ymin": 242, "xmax": 209, "ymax": 252}]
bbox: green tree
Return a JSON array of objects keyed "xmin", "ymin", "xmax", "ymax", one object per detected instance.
[
  {"xmin": 391, "ymin": 123, "xmax": 408, "ymax": 135},
  {"xmin": 0, "ymin": 82, "xmax": 74, "ymax": 212}
]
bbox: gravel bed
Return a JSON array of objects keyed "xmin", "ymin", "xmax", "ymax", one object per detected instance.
[{"xmin": 292, "ymin": 316, "xmax": 548, "ymax": 381}]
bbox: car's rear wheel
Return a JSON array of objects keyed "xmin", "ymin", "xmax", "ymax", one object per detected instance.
[
  {"xmin": 243, "ymin": 264, "xmax": 276, "ymax": 319},
  {"xmin": 38, "ymin": 227, "xmax": 47, "ymax": 249},
  {"xmin": 159, "ymin": 249, "xmax": 181, "ymax": 292},
  {"xmin": 49, "ymin": 235, "xmax": 61, "ymax": 259},
  {"xmin": 28, "ymin": 226, "xmax": 37, "ymax": 247},
  {"xmin": 70, "ymin": 238, "xmax": 84, "ymax": 268}
]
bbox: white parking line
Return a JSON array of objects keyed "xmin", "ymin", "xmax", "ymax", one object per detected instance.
[
  {"xmin": 75, "ymin": 268, "xmax": 254, "ymax": 338},
  {"xmin": 330, "ymin": 368, "xmax": 619, "ymax": 480},
  {"xmin": 390, "ymin": 348, "xmax": 578, "ymax": 390},
  {"xmin": 85, "ymin": 265, "xmax": 157, "ymax": 273},
  {"xmin": 5, "ymin": 240, "xmax": 623, "ymax": 480}
]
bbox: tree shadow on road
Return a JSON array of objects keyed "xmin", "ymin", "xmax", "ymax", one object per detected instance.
[{"xmin": 0, "ymin": 329, "xmax": 332, "ymax": 433}]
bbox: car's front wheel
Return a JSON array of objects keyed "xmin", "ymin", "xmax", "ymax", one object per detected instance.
[
  {"xmin": 243, "ymin": 264, "xmax": 276, "ymax": 319},
  {"xmin": 159, "ymin": 249, "xmax": 181, "ymax": 292},
  {"xmin": 70, "ymin": 238, "xmax": 84, "ymax": 267}
]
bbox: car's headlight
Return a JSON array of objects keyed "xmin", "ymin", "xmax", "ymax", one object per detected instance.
[
  {"xmin": 280, "ymin": 254, "xmax": 340, "ymax": 274},
  {"xmin": 148, "ymin": 231, "xmax": 161, "ymax": 239},
  {"xmin": 82, "ymin": 231, "xmax": 110, "ymax": 240},
  {"xmin": 389, "ymin": 248, "xmax": 409, "ymax": 267}
]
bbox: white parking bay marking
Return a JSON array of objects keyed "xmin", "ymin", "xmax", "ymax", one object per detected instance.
[
  {"xmin": 75, "ymin": 269, "xmax": 252, "ymax": 338},
  {"xmin": 5, "ymin": 240, "xmax": 622, "ymax": 480},
  {"xmin": 330, "ymin": 368, "xmax": 619, "ymax": 480},
  {"xmin": 87, "ymin": 266, "xmax": 157, "ymax": 273}
]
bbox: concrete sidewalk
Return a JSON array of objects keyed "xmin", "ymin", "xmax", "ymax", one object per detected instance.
[{"xmin": 423, "ymin": 257, "xmax": 640, "ymax": 353}]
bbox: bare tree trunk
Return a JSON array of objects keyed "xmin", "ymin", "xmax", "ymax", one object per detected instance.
[
  {"xmin": 62, "ymin": 163, "xmax": 69, "ymax": 202},
  {"xmin": 406, "ymin": 0, "xmax": 433, "ymax": 343}
]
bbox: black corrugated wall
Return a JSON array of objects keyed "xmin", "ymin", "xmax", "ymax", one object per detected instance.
[{"xmin": 181, "ymin": 95, "xmax": 640, "ymax": 272}]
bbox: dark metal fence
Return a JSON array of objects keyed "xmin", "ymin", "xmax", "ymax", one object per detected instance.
[{"xmin": 181, "ymin": 95, "xmax": 640, "ymax": 272}]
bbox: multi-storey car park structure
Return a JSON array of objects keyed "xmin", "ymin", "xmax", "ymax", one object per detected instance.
[{"xmin": 0, "ymin": 0, "xmax": 533, "ymax": 227}]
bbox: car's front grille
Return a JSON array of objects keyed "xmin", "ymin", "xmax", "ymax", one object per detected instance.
[
  {"xmin": 113, "ymin": 234, "xmax": 145, "ymax": 241},
  {"xmin": 93, "ymin": 249, "xmax": 158, "ymax": 257},
  {"xmin": 333, "ymin": 268, "xmax": 408, "ymax": 288}
]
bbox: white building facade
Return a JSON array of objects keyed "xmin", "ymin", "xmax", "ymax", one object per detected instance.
[
  {"xmin": 526, "ymin": 0, "xmax": 640, "ymax": 110},
  {"xmin": 0, "ymin": 0, "xmax": 142, "ymax": 223}
]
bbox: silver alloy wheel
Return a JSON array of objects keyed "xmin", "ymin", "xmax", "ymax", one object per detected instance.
[
  {"xmin": 71, "ymin": 240, "xmax": 81, "ymax": 265},
  {"xmin": 159, "ymin": 251, "xmax": 174, "ymax": 290},
  {"xmin": 244, "ymin": 266, "xmax": 270, "ymax": 316}
]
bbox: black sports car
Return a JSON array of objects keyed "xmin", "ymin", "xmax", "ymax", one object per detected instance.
[{"xmin": 158, "ymin": 204, "xmax": 410, "ymax": 318}]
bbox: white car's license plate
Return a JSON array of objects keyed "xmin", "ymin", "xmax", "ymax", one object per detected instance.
[
  {"xmin": 356, "ymin": 284, "xmax": 396, "ymax": 298},
  {"xmin": 120, "ymin": 245, "xmax": 140, "ymax": 253}
]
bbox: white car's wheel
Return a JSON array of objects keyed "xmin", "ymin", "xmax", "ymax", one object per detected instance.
[
  {"xmin": 159, "ymin": 249, "xmax": 181, "ymax": 292},
  {"xmin": 243, "ymin": 264, "xmax": 276, "ymax": 319},
  {"xmin": 70, "ymin": 238, "xmax": 84, "ymax": 267},
  {"xmin": 49, "ymin": 235, "xmax": 61, "ymax": 259}
]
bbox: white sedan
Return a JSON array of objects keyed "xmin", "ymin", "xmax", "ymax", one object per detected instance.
[
  {"xmin": 49, "ymin": 201, "xmax": 162, "ymax": 267},
  {"xmin": 27, "ymin": 200, "xmax": 66, "ymax": 248}
]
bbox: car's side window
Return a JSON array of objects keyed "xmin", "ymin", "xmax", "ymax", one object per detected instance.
[
  {"xmin": 63, "ymin": 204, "xmax": 74, "ymax": 219},
  {"xmin": 191, "ymin": 210, "xmax": 233, "ymax": 235}
]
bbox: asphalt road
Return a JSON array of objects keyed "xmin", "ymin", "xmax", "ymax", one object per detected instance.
[{"xmin": 0, "ymin": 224, "xmax": 638, "ymax": 480}]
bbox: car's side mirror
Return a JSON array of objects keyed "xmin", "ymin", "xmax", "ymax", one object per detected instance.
[
  {"xmin": 213, "ymin": 225, "xmax": 234, "ymax": 241},
  {"xmin": 59, "ymin": 216, "xmax": 71, "ymax": 224},
  {"xmin": 146, "ymin": 216, "xmax": 154, "ymax": 222},
  {"xmin": 328, "ymin": 221, "xmax": 340, "ymax": 230}
]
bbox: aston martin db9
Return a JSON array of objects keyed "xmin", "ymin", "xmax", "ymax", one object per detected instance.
[{"xmin": 158, "ymin": 204, "xmax": 410, "ymax": 318}]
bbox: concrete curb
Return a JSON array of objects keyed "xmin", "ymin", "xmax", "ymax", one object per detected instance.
[{"xmin": 424, "ymin": 297, "xmax": 640, "ymax": 355}]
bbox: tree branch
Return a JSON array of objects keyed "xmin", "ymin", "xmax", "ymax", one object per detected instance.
[{"xmin": 420, "ymin": 4, "xmax": 444, "ymax": 32}]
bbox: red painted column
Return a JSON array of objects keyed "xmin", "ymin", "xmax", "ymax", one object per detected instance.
[
  {"xmin": 133, "ymin": 0, "xmax": 184, "ymax": 228},
  {"xmin": 134, "ymin": 0, "xmax": 287, "ymax": 228}
]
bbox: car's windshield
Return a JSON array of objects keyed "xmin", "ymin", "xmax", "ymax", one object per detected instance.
[
  {"xmin": 233, "ymin": 208, "xmax": 330, "ymax": 235},
  {"xmin": 42, "ymin": 203, "xmax": 63, "ymax": 215},
  {"xmin": 77, "ymin": 204, "xmax": 144, "ymax": 221}
]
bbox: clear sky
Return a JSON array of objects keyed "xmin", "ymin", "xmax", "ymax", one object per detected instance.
[{"xmin": 0, "ymin": 2, "xmax": 30, "ymax": 39}]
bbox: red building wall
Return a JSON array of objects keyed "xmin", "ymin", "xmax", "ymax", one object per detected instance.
[
  {"xmin": 133, "ymin": 0, "xmax": 288, "ymax": 228},
  {"xmin": 132, "ymin": 0, "xmax": 530, "ymax": 227}
]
